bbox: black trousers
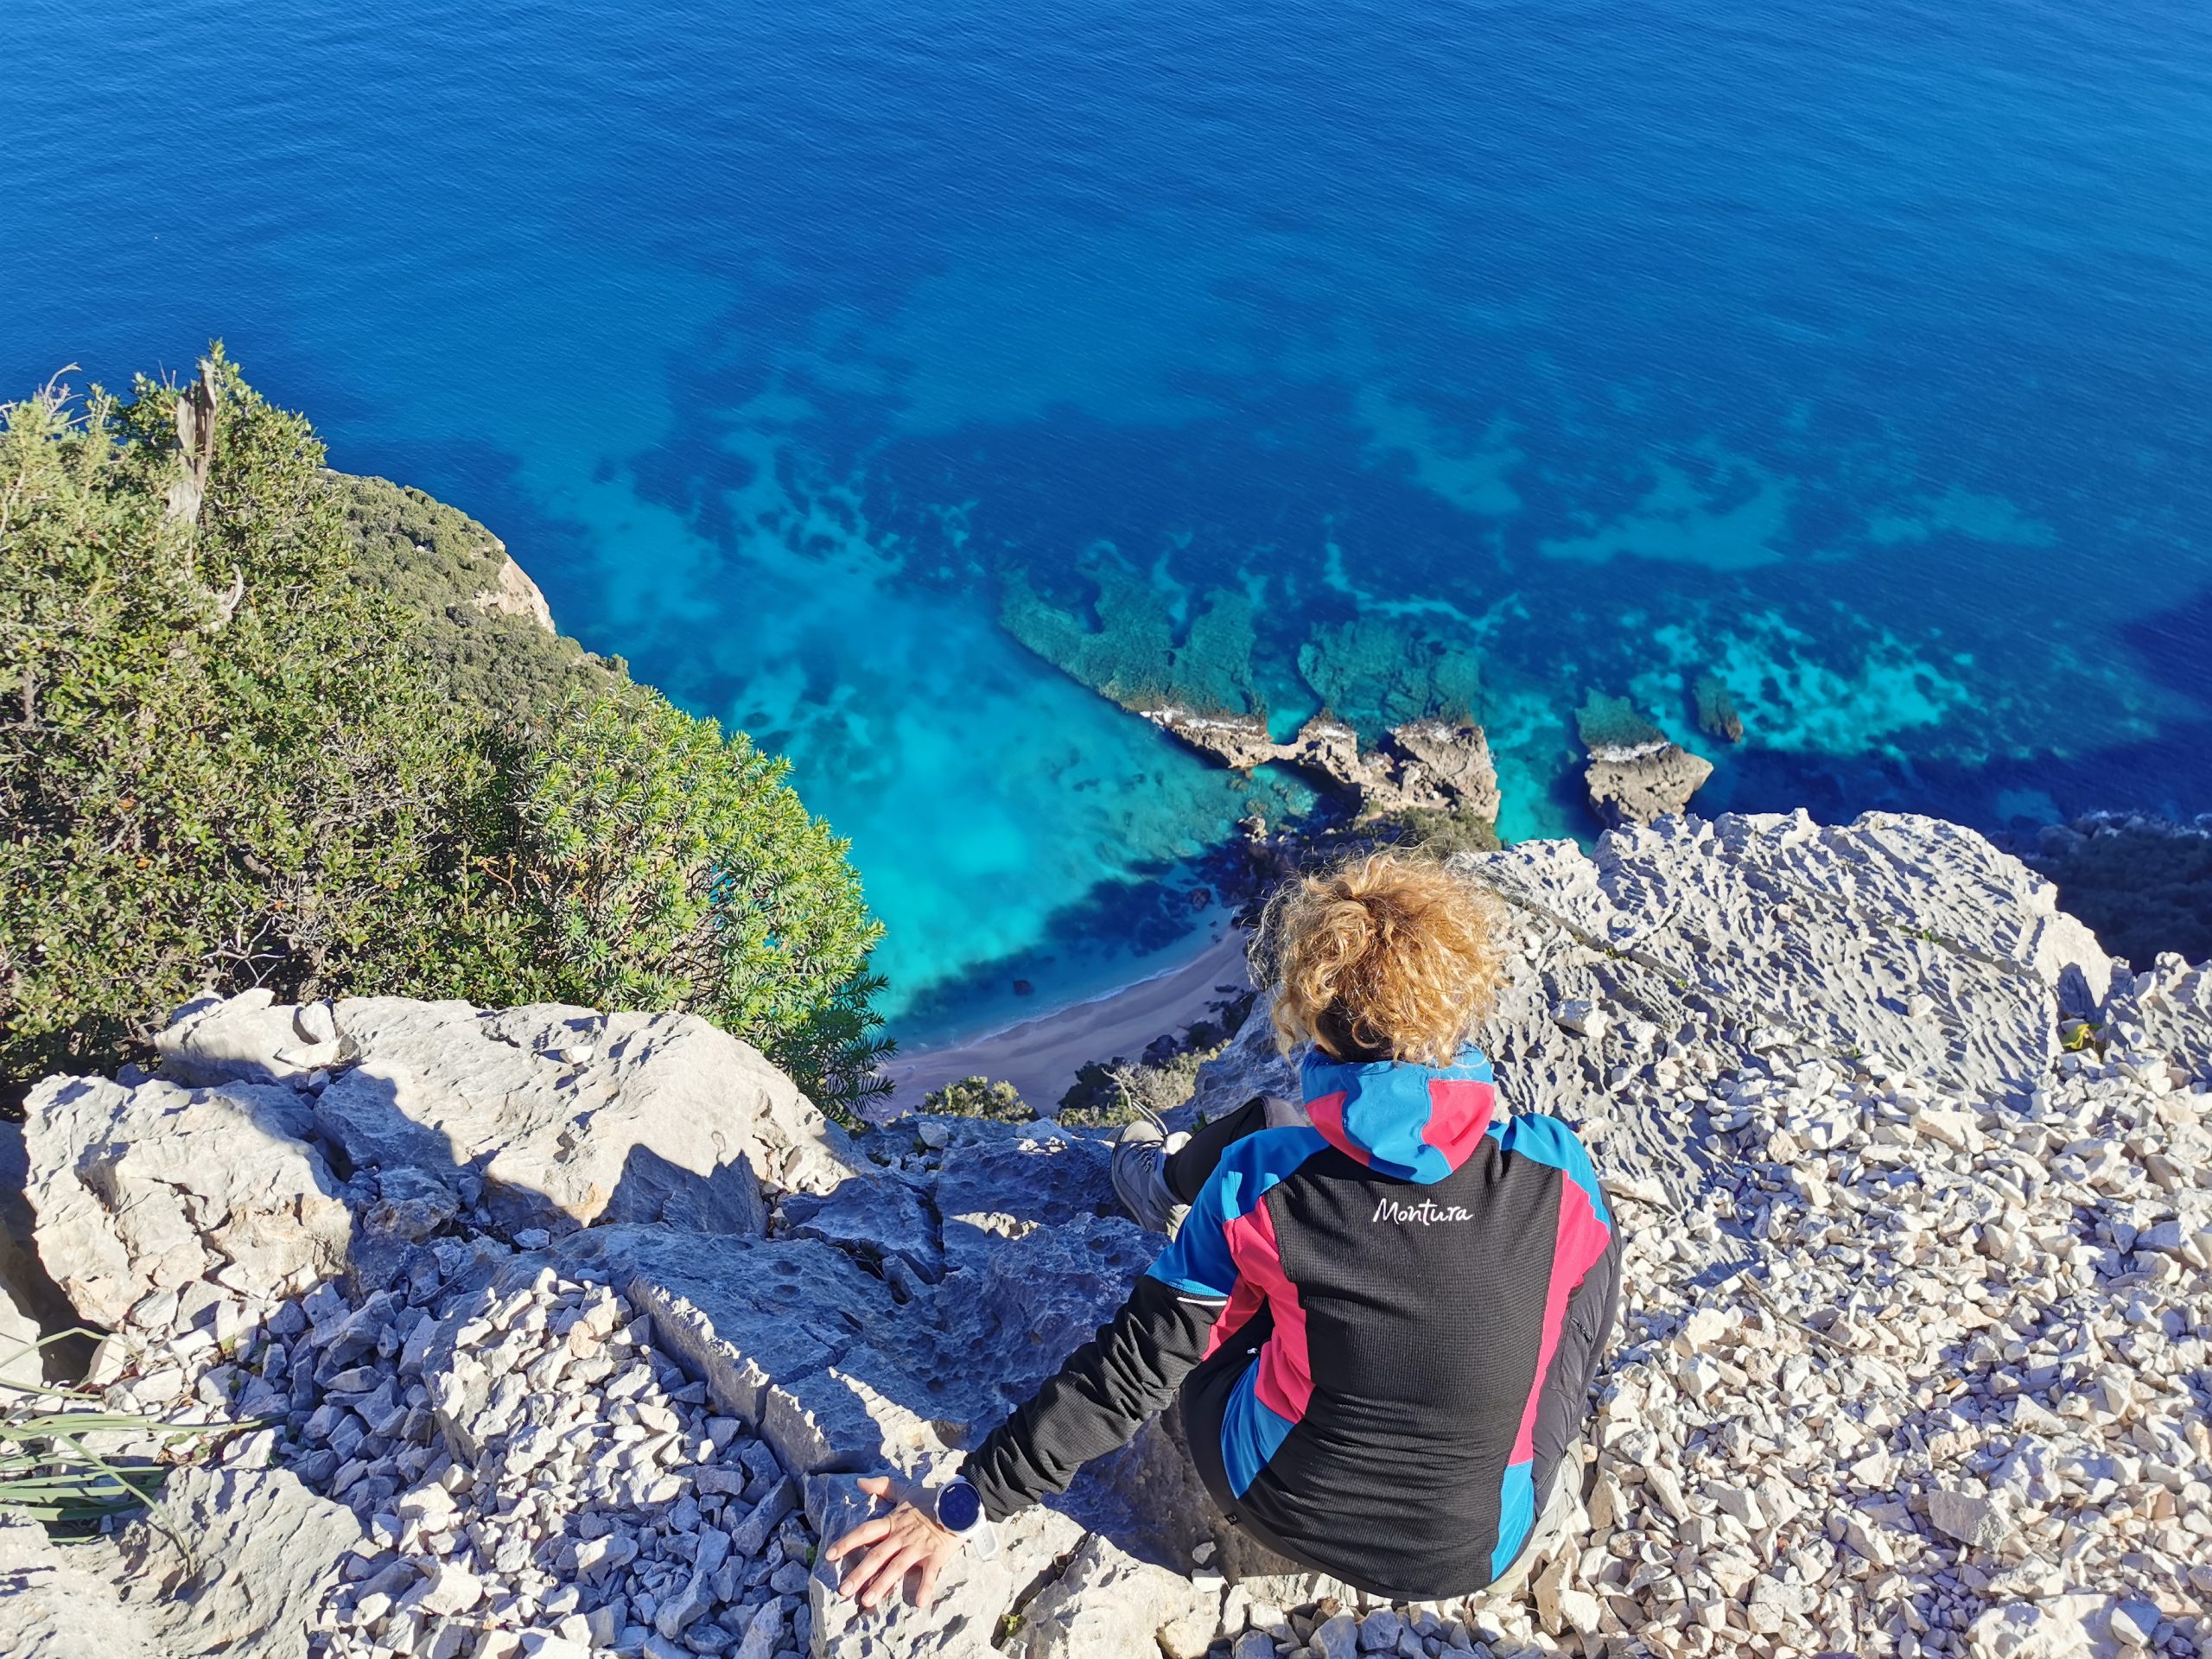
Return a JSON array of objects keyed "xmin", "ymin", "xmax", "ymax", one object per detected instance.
[{"xmin": 1162, "ymin": 1094, "xmax": 1274, "ymax": 1205}]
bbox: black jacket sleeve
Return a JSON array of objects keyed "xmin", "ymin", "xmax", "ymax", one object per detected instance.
[
  {"xmin": 1530, "ymin": 1222, "xmax": 1622, "ymax": 1501},
  {"xmin": 959, "ymin": 1273, "xmax": 1226, "ymax": 1521}
]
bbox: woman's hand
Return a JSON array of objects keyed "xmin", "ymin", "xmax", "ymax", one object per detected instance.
[{"xmin": 823, "ymin": 1476, "xmax": 963, "ymax": 1611}]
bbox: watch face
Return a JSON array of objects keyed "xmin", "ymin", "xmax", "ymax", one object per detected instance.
[{"xmin": 938, "ymin": 1482, "xmax": 982, "ymax": 1532}]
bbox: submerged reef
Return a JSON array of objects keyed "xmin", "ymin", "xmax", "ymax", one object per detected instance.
[
  {"xmin": 1001, "ymin": 563, "xmax": 1490, "ymax": 741},
  {"xmin": 1002, "ymin": 556, "xmax": 1755, "ymax": 843},
  {"xmin": 999, "ymin": 562, "xmax": 1259, "ymax": 715},
  {"xmin": 1691, "ymin": 671, "xmax": 1745, "ymax": 743},
  {"xmin": 998, "ymin": 558, "xmax": 1508, "ymax": 841},
  {"xmin": 1575, "ymin": 691, "xmax": 1669, "ymax": 758},
  {"xmin": 1296, "ymin": 616, "xmax": 1484, "ymax": 735}
]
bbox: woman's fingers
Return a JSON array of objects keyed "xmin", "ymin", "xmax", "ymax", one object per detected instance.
[
  {"xmin": 872, "ymin": 1547, "xmax": 927, "ymax": 1610},
  {"xmin": 849, "ymin": 1536, "xmax": 917, "ymax": 1609},
  {"xmin": 840, "ymin": 1536, "xmax": 891, "ymax": 1599},
  {"xmin": 827, "ymin": 1494, "xmax": 955, "ymax": 1611},
  {"xmin": 823, "ymin": 1515, "xmax": 890, "ymax": 1563}
]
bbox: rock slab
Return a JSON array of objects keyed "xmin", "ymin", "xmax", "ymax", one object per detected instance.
[{"xmin": 115, "ymin": 1465, "xmax": 363, "ymax": 1659}]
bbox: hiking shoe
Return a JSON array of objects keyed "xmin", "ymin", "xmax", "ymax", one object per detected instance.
[{"xmin": 1111, "ymin": 1116, "xmax": 1190, "ymax": 1237}]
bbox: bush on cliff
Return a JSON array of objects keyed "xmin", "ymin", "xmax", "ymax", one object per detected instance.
[
  {"xmin": 919, "ymin": 1075, "xmax": 1032, "ymax": 1122},
  {"xmin": 1378, "ymin": 803, "xmax": 1504, "ymax": 857},
  {"xmin": 0, "ymin": 351, "xmax": 888, "ymax": 1109},
  {"xmin": 473, "ymin": 687, "xmax": 892, "ymax": 1109}
]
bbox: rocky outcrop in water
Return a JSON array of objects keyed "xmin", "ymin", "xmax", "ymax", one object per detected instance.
[
  {"xmin": 1143, "ymin": 706, "xmax": 1501, "ymax": 825},
  {"xmin": 1577, "ymin": 694, "xmax": 1713, "ymax": 826},
  {"xmin": 6, "ymin": 812, "xmax": 2208, "ymax": 1659},
  {"xmin": 1690, "ymin": 674, "xmax": 1745, "ymax": 744},
  {"xmin": 1379, "ymin": 719, "xmax": 1504, "ymax": 821},
  {"xmin": 1144, "ymin": 707, "xmax": 1283, "ymax": 771},
  {"xmin": 998, "ymin": 564, "xmax": 1502, "ymax": 830}
]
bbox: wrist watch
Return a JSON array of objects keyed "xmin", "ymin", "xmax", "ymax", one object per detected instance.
[{"xmin": 932, "ymin": 1478, "xmax": 1000, "ymax": 1559}]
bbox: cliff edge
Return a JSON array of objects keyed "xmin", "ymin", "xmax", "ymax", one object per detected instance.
[{"xmin": 3, "ymin": 812, "xmax": 2206, "ymax": 1659}]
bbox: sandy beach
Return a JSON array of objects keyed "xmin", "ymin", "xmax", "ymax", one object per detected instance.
[{"xmin": 873, "ymin": 924, "xmax": 1254, "ymax": 1117}]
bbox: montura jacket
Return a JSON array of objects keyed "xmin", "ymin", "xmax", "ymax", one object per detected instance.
[{"xmin": 961, "ymin": 1046, "xmax": 1621, "ymax": 1598}]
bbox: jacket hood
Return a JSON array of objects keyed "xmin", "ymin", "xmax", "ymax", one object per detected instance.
[{"xmin": 1300, "ymin": 1045, "xmax": 1500, "ymax": 1183}]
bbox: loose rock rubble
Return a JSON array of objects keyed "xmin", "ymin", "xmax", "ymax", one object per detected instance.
[
  {"xmin": 281, "ymin": 1251, "xmax": 823, "ymax": 1659},
  {"xmin": 1562, "ymin": 1011, "xmax": 2210, "ymax": 1659},
  {"xmin": 9, "ymin": 811, "xmax": 2209, "ymax": 1659}
]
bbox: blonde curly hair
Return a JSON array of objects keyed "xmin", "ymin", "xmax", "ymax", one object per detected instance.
[{"xmin": 1255, "ymin": 851, "xmax": 1506, "ymax": 1067}]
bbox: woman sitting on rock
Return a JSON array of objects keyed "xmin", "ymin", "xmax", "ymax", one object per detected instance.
[{"xmin": 827, "ymin": 851, "xmax": 1621, "ymax": 1609}]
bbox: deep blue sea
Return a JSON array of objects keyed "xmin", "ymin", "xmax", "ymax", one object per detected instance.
[{"xmin": 7, "ymin": 0, "xmax": 2211, "ymax": 1043}]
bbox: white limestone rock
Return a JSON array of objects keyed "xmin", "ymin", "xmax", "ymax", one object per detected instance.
[
  {"xmin": 0, "ymin": 1514, "xmax": 171, "ymax": 1659},
  {"xmin": 156, "ymin": 989, "xmax": 349, "ymax": 1088},
  {"xmin": 21, "ymin": 1073, "xmax": 350, "ymax": 1324},
  {"xmin": 1968, "ymin": 1596, "xmax": 2109, "ymax": 1659},
  {"xmin": 1, "ymin": 1116, "xmax": 75, "ymax": 1390},
  {"xmin": 1311, "ymin": 1612, "xmax": 1363, "ymax": 1659},
  {"xmin": 733, "ymin": 1598, "xmax": 788, "ymax": 1659},
  {"xmin": 539, "ymin": 1225, "xmax": 917, "ymax": 1469},
  {"xmin": 1010, "ymin": 1534, "xmax": 1218, "ymax": 1659},
  {"xmin": 1554, "ymin": 1000, "xmax": 1608, "ymax": 1039},
  {"xmin": 1926, "ymin": 1486, "xmax": 2012, "ymax": 1549},
  {"xmin": 783, "ymin": 1176, "xmax": 943, "ymax": 1283},
  {"xmin": 314, "ymin": 999, "xmax": 852, "ymax": 1233},
  {"xmin": 114, "ymin": 1464, "xmax": 363, "ymax": 1659}
]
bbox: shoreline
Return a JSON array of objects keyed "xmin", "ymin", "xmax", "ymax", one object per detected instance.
[{"xmin": 871, "ymin": 923, "xmax": 1254, "ymax": 1119}]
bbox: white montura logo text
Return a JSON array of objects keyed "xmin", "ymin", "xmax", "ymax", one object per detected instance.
[{"xmin": 1371, "ymin": 1197, "xmax": 1472, "ymax": 1225}]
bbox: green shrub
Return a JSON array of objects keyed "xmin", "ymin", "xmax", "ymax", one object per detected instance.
[
  {"xmin": 335, "ymin": 473, "xmax": 621, "ymax": 716},
  {"xmin": 0, "ymin": 350, "xmax": 888, "ymax": 1109},
  {"xmin": 919, "ymin": 1076, "xmax": 1031, "ymax": 1122},
  {"xmin": 1378, "ymin": 804, "xmax": 1503, "ymax": 856},
  {"xmin": 1057, "ymin": 1044, "xmax": 1224, "ymax": 1128},
  {"xmin": 471, "ymin": 685, "xmax": 891, "ymax": 1107}
]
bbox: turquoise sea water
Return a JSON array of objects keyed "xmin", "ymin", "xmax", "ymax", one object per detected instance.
[{"xmin": 6, "ymin": 0, "xmax": 2211, "ymax": 1042}]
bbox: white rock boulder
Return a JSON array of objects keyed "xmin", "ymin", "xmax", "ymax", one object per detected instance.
[
  {"xmin": 20, "ymin": 1074, "xmax": 351, "ymax": 1327},
  {"xmin": 315, "ymin": 998, "xmax": 856, "ymax": 1230},
  {"xmin": 113, "ymin": 1465, "xmax": 362, "ymax": 1659}
]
